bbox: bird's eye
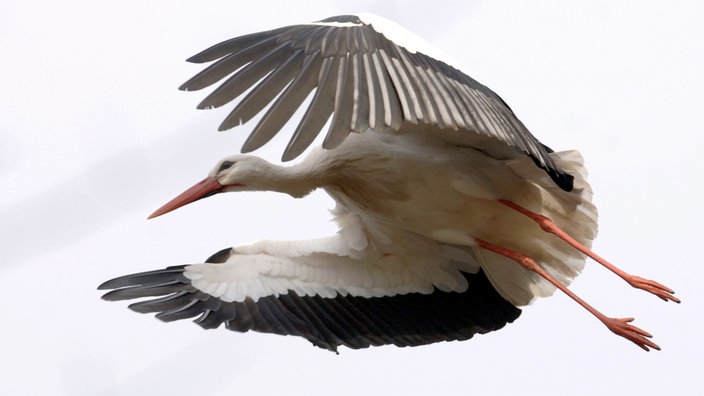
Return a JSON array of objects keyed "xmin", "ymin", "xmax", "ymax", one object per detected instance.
[{"xmin": 218, "ymin": 161, "xmax": 235, "ymax": 172}]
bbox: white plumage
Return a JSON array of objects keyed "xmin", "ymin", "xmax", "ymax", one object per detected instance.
[
  {"xmin": 174, "ymin": 130, "xmax": 596, "ymax": 306},
  {"xmin": 100, "ymin": 13, "xmax": 677, "ymax": 352}
]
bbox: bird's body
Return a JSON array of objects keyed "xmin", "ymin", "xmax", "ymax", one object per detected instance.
[
  {"xmin": 180, "ymin": 129, "xmax": 595, "ymax": 307},
  {"xmin": 100, "ymin": 13, "xmax": 677, "ymax": 352}
]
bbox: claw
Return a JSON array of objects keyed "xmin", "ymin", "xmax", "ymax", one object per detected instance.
[
  {"xmin": 604, "ymin": 317, "xmax": 660, "ymax": 351},
  {"xmin": 628, "ymin": 276, "xmax": 680, "ymax": 303}
]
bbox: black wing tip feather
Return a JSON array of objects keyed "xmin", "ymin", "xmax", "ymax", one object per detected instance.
[
  {"xmin": 554, "ymin": 171, "xmax": 574, "ymax": 192},
  {"xmin": 317, "ymin": 15, "xmax": 363, "ymax": 24},
  {"xmin": 97, "ymin": 265, "xmax": 188, "ymax": 292},
  {"xmin": 99, "ymin": 265, "xmax": 520, "ymax": 352},
  {"xmin": 206, "ymin": 247, "xmax": 234, "ymax": 263},
  {"xmin": 186, "ymin": 53, "xmax": 209, "ymax": 64}
]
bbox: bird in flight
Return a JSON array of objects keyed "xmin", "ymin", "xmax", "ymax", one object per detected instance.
[{"xmin": 99, "ymin": 13, "xmax": 678, "ymax": 352}]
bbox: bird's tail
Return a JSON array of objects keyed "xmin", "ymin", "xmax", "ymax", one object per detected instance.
[{"xmin": 479, "ymin": 150, "xmax": 598, "ymax": 306}]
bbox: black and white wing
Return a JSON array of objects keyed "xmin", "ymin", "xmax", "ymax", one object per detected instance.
[
  {"xmin": 98, "ymin": 248, "xmax": 521, "ymax": 352},
  {"xmin": 181, "ymin": 13, "xmax": 574, "ymax": 191}
]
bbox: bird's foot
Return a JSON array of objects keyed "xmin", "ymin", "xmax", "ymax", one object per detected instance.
[
  {"xmin": 498, "ymin": 199, "xmax": 681, "ymax": 305},
  {"xmin": 626, "ymin": 275, "xmax": 680, "ymax": 303},
  {"xmin": 603, "ymin": 317, "xmax": 660, "ymax": 351}
]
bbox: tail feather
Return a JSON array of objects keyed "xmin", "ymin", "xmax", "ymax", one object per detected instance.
[{"xmin": 481, "ymin": 150, "xmax": 598, "ymax": 306}]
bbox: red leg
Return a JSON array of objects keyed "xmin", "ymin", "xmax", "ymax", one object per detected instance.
[
  {"xmin": 498, "ymin": 199, "xmax": 679, "ymax": 303},
  {"xmin": 476, "ymin": 238, "xmax": 660, "ymax": 351}
]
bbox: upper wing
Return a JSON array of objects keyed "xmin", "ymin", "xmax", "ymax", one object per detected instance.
[{"xmin": 180, "ymin": 13, "xmax": 573, "ymax": 191}]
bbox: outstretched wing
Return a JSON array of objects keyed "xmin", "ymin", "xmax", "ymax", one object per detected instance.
[
  {"xmin": 99, "ymin": 249, "xmax": 520, "ymax": 352},
  {"xmin": 181, "ymin": 13, "xmax": 573, "ymax": 191},
  {"xmin": 100, "ymin": 211, "xmax": 521, "ymax": 352}
]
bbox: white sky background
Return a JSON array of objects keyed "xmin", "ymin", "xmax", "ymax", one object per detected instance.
[{"xmin": 1, "ymin": 0, "xmax": 702, "ymax": 395}]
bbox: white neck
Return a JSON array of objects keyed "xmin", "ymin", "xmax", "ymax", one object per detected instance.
[{"xmin": 238, "ymin": 158, "xmax": 325, "ymax": 199}]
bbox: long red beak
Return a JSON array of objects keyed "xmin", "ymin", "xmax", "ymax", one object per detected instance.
[{"xmin": 148, "ymin": 177, "xmax": 224, "ymax": 219}]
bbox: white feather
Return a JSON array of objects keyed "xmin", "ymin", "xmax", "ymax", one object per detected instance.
[
  {"xmin": 184, "ymin": 205, "xmax": 478, "ymax": 302},
  {"xmin": 309, "ymin": 13, "xmax": 464, "ymax": 70},
  {"xmin": 479, "ymin": 150, "xmax": 598, "ymax": 305},
  {"xmin": 185, "ymin": 133, "xmax": 598, "ymax": 307}
]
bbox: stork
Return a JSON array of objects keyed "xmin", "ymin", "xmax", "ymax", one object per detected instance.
[{"xmin": 99, "ymin": 13, "xmax": 678, "ymax": 352}]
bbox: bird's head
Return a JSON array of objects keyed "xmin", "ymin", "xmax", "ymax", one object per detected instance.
[{"xmin": 148, "ymin": 154, "xmax": 273, "ymax": 219}]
